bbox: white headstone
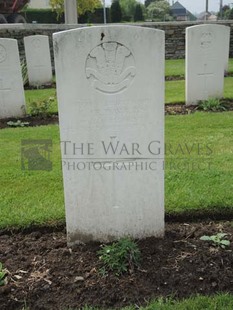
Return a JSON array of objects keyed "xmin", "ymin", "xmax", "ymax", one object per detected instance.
[
  {"xmin": 54, "ymin": 26, "xmax": 165, "ymax": 244},
  {"xmin": 24, "ymin": 35, "xmax": 52, "ymax": 86},
  {"xmin": 0, "ymin": 39, "xmax": 26, "ymax": 119},
  {"xmin": 186, "ymin": 24, "xmax": 230, "ymax": 105},
  {"xmin": 224, "ymin": 27, "xmax": 230, "ymax": 72}
]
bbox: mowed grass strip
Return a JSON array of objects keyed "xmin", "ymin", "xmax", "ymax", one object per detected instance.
[
  {"xmin": 64, "ymin": 294, "xmax": 233, "ymax": 310},
  {"xmin": 165, "ymin": 58, "xmax": 233, "ymax": 77},
  {"xmin": 122, "ymin": 294, "xmax": 233, "ymax": 310},
  {"xmin": 25, "ymin": 88, "xmax": 57, "ymax": 114},
  {"xmin": 24, "ymin": 77, "xmax": 233, "ymax": 109},
  {"xmin": 165, "ymin": 77, "xmax": 233, "ymax": 104},
  {"xmin": 0, "ymin": 112, "xmax": 233, "ymax": 229},
  {"xmin": 0, "ymin": 125, "xmax": 65, "ymax": 228},
  {"xmin": 165, "ymin": 112, "xmax": 233, "ymax": 213}
]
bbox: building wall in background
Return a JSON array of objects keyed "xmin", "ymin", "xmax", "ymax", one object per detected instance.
[
  {"xmin": 0, "ymin": 21, "xmax": 232, "ymax": 69},
  {"xmin": 28, "ymin": 0, "xmax": 51, "ymax": 9}
]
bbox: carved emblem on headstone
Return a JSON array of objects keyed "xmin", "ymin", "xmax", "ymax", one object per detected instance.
[
  {"xmin": 200, "ymin": 32, "xmax": 213, "ymax": 49},
  {"xmin": 0, "ymin": 45, "xmax": 7, "ymax": 63},
  {"xmin": 86, "ymin": 42, "xmax": 136, "ymax": 94},
  {"xmin": 32, "ymin": 38, "xmax": 41, "ymax": 49}
]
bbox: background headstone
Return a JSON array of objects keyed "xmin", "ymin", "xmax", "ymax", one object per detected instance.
[
  {"xmin": 224, "ymin": 27, "xmax": 230, "ymax": 72},
  {"xmin": 24, "ymin": 35, "xmax": 52, "ymax": 87},
  {"xmin": 54, "ymin": 26, "xmax": 165, "ymax": 244},
  {"xmin": 0, "ymin": 38, "xmax": 26, "ymax": 119},
  {"xmin": 185, "ymin": 24, "xmax": 230, "ymax": 105}
]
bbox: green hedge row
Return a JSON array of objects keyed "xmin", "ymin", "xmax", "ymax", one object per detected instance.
[
  {"xmin": 22, "ymin": 8, "xmax": 110, "ymax": 24},
  {"xmin": 22, "ymin": 9, "xmax": 63, "ymax": 24}
]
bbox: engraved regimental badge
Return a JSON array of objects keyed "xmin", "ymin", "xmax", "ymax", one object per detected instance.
[
  {"xmin": 200, "ymin": 32, "xmax": 213, "ymax": 49},
  {"xmin": 86, "ymin": 42, "xmax": 136, "ymax": 94}
]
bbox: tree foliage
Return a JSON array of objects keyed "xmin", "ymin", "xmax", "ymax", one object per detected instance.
[
  {"xmin": 145, "ymin": 0, "xmax": 159, "ymax": 8},
  {"xmin": 49, "ymin": 0, "xmax": 101, "ymax": 17},
  {"xmin": 111, "ymin": 0, "xmax": 122, "ymax": 22},
  {"xmin": 134, "ymin": 3, "xmax": 144, "ymax": 21},
  {"xmin": 229, "ymin": 8, "xmax": 233, "ymax": 20},
  {"xmin": 119, "ymin": 0, "xmax": 137, "ymax": 19},
  {"xmin": 147, "ymin": 0, "xmax": 170, "ymax": 20},
  {"xmin": 218, "ymin": 5, "xmax": 231, "ymax": 19}
]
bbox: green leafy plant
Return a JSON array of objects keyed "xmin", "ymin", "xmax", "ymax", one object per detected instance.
[
  {"xmin": 0, "ymin": 262, "xmax": 6, "ymax": 286},
  {"xmin": 7, "ymin": 120, "xmax": 30, "ymax": 127},
  {"xmin": 98, "ymin": 238, "xmax": 141, "ymax": 276},
  {"xmin": 198, "ymin": 98, "xmax": 227, "ymax": 112},
  {"xmin": 28, "ymin": 97, "xmax": 54, "ymax": 118},
  {"xmin": 200, "ymin": 233, "xmax": 230, "ymax": 248}
]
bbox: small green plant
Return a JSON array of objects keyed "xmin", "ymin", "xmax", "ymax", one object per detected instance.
[
  {"xmin": 98, "ymin": 238, "xmax": 141, "ymax": 276},
  {"xmin": 28, "ymin": 97, "xmax": 54, "ymax": 118},
  {"xmin": 0, "ymin": 262, "xmax": 6, "ymax": 286},
  {"xmin": 200, "ymin": 233, "xmax": 230, "ymax": 248},
  {"xmin": 198, "ymin": 98, "xmax": 226, "ymax": 112},
  {"xmin": 7, "ymin": 120, "xmax": 30, "ymax": 127}
]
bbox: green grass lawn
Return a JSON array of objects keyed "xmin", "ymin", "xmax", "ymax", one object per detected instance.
[
  {"xmin": 25, "ymin": 76, "xmax": 233, "ymax": 108},
  {"xmin": 22, "ymin": 294, "xmax": 233, "ymax": 310},
  {"xmin": 25, "ymin": 88, "xmax": 57, "ymax": 114},
  {"xmin": 165, "ymin": 58, "xmax": 233, "ymax": 77},
  {"xmin": 2, "ymin": 59, "xmax": 233, "ymax": 228},
  {"xmin": 68, "ymin": 294, "xmax": 233, "ymax": 310},
  {"xmin": 122, "ymin": 294, "xmax": 233, "ymax": 310},
  {"xmin": 23, "ymin": 58, "xmax": 233, "ymax": 110},
  {"xmin": 0, "ymin": 112, "xmax": 233, "ymax": 229},
  {"xmin": 165, "ymin": 77, "xmax": 233, "ymax": 103}
]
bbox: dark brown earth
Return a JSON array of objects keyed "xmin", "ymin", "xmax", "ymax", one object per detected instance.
[
  {"xmin": 0, "ymin": 222, "xmax": 233, "ymax": 310},
  {"xmin": 1, "ymin": 101, "xmax": 233, "ymax": 130},
  {"xmin": 0, "ymin": 115, "xmax": 59, "ymax": 129}
]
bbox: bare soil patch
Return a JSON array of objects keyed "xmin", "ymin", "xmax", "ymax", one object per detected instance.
[{"xmin": 0, "ymin": 222, "xmax": 233, "ymax": 310}]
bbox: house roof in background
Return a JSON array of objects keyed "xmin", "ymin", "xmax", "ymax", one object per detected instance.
[
  {"xmin": 171, "ymin": 1, "xmax": 197, "ymax": 21},
  {"xmin": 171, "ymin": 1, "xmax": 186, "ymax": 11}
]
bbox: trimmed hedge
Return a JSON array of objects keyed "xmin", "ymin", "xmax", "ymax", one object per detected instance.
[
  {"xmin": 22, "ymin": 8, "xmax": 110, "ymax": 24},
  {"xmin": 22, "ymin": 9, "xmax": 64, "ymax": 24}
]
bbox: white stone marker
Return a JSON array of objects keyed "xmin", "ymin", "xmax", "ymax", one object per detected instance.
[
  {"xmin": 186, "ymin": 24, "xmax": 230, "ymax": 105},
  {"xmin": 24, "ymin": 35, "xmax": 52, "ymax": 86},
  {"xmin": 54, "ymin": 26, "xmax": 165, "ymax": 244},
  {"xmin": 0, "ymin": 39, "xmax": 26, "ymax": 119},
  {"xmin": 224, "ymin": 27, "xmax": 230, "ymax": 72}
]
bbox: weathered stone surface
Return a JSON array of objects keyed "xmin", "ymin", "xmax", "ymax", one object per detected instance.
[
  {"xmin": 24, "ymin": 35, "xmax": 52, "ymax": 86},
  {"xmin": 186, "ymin": 24, "xmax": 230, "ymax": 105},
  {"xmin": 54, "ymin": 26, "xmax": 165, "ymax": 244},
  {"xmin": 0, "ymin": 38, "xmax": 26, "ymax": 119}
]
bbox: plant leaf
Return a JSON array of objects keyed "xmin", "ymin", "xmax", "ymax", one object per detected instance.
[
  {"xmin": 221, "ymin": 240, "xmax": 230, "ymax": 246},
  {"xmin": 200, "ymin": 236, "xmax": 211, "ymax": 241}
]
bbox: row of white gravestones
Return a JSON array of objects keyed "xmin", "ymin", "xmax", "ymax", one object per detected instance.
[
  {"xmin": 0, "ymin": 25, "xmax": 230, "ymax": 119},
  {"xmin": 24, "ymin": 35, "xmax": 53, "ymax": 87},
  {"xmin": 53, "ymin": 26, "xmax": 165, "ymax": 245},
  {"xmin": 0, "ymin": 35, "xmax": 53, "ymax": 119},
  {"xmin": 186, "ymin": 24, "xmax": 230, "ymax": 105},
  {"xmin": 0, "ymin": 39, "xmax": 26, "ymax": 119}
]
